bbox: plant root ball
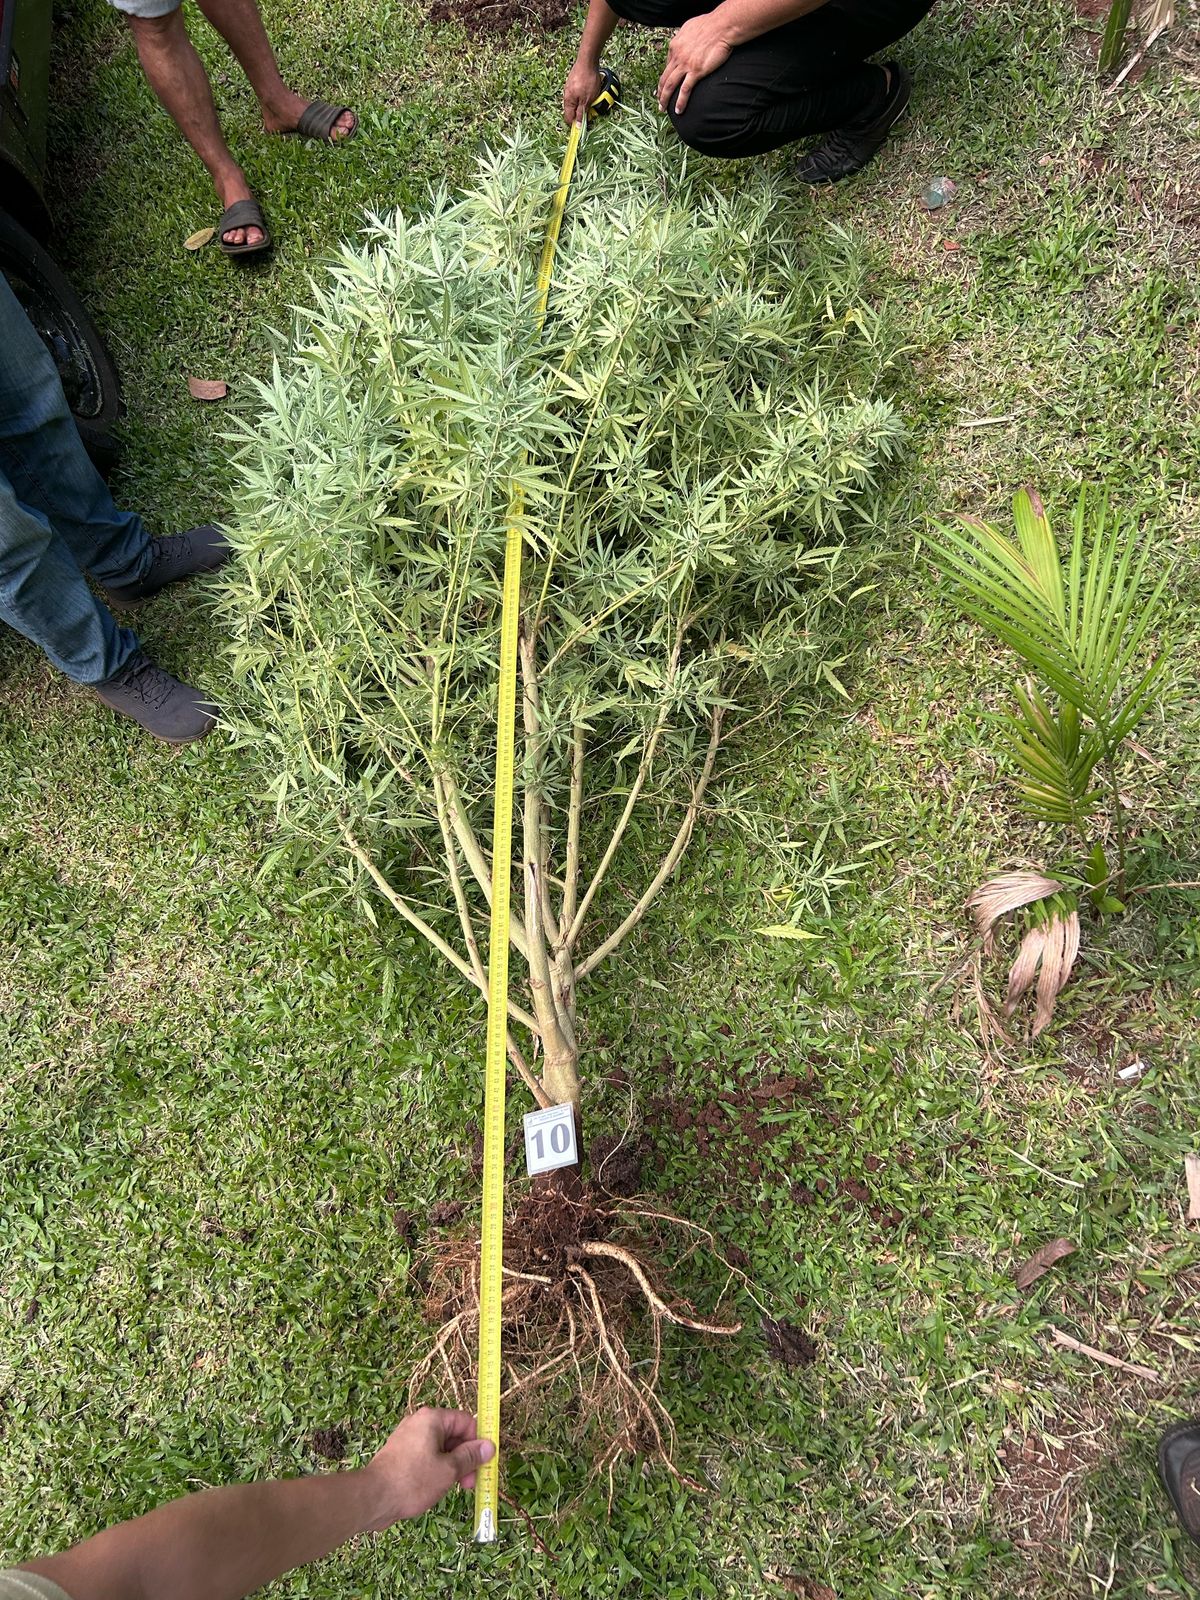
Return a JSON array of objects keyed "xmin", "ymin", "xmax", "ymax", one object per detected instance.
[{"xmin": 410, "ymin": 1180, "xmax": 744, "ymax": 1488}]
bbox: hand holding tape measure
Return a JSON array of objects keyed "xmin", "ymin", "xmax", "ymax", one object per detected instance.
[{"xmin": 472, "ymin": 66, "xmax": 622, "ymax": 1547}]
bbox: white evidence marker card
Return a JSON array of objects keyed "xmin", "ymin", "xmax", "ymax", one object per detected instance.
[{"xmin": 523, "ymin": 1102, "xmax": 579, "ymax": 1177}]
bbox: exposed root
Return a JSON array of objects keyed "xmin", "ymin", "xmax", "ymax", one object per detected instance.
[
  {"xmin": 614, "ymin": 1201, "xmax": 774, "ymax": 1315},
  {"xmin": 408, "ymin": 1182, "xmax": 744, "ymax": 1495},
  {"xmin": 579, "ymin": 1240, "xmax": 742, "ymax": 1334},
  {"xmin": 499, "ymin": 1488, "xmax": 555, "ymax": 1558}
]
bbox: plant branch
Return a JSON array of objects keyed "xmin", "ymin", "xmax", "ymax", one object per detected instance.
[
  {"xmin": 575, "ymin": 705, "xmax": 724, "ymax": 984},
  {"xmin": 440, "ymin": 767, "xmax": 531, "ymax": 961},
  {"xmin": 526, "ymin": 861, "xmax": 577, "ymax": 1056},
  {"xmin": 341, "ymin": 825, "xmax": 540, "ymax": 1037},
  {"xmin": 506, "ymin": 1032, "xmax": 551, "ymax": 1108},
  {"xmin": 519, "ymin": 634, "xmax": 577, "ymax": 1065},
  {"xmin": 565, "ymin": 628, "xmax": 686, "ymax": 951},
  {"xmin": 432, "ymin": 768, "xmax": 488, "ymax": 993},
  {"xmin": 519, "ymin": 629, "xmax": 562, "ymax": 950},
  {"xmin": 562, "ymin": 723, "xmax": 585, "ymax": 935}
]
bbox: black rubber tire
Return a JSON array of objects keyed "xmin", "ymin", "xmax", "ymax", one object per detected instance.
[{"xmin": 0, "ymin": 209, "xmax": 123, "ymax": 475}]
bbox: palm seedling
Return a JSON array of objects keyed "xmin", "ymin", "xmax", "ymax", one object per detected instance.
[{"xmin": 932, "ymin": 488, "xmax": 1169, "ymax": 1035}]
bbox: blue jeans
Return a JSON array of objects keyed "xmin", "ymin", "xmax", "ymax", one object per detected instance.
[{"xmin": 0, "ymin": 273, "xmax": 149, "ymax": 683}]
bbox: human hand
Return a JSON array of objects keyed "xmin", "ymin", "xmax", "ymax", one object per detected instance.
[
  {"xmin": 563, "ymin": 57, "xmax": 604, "ymax": 125},
  {"xmin": 359, "ymin": 1408, "xmax": 495, "ymax": 1529},
  {"xmin": 656, "ymin": 12, "xmax": 733, "ymax": 115}
]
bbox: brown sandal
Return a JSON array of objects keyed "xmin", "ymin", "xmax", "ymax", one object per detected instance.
[
  {"xmin": 217, "ymin": 198, "xmax": 272, "ymax": 258},
  {"xmin": 288, "ymin": 99, "xmax": 358, "ymax": 143}
]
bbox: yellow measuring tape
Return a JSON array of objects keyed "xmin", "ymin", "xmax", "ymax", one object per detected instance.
[{"xmin": 474, "ymin": 83, "xmax": 616, "ymax": 1542}]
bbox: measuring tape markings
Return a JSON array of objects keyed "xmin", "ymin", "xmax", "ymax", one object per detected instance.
[{"xmin": 473, "ymin": 76, "xmax": 619, "ymax": 1544}]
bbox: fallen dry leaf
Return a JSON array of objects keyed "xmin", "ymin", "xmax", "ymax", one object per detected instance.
[
  {"xmin": 187, "ymin": 376, "xmax": 228, "ymax": 402},
  {"xmin": 774, "ymin": 1577, "xmax": 835, "ymax": 1600},
  {"xmin": 1002, "ymin": 910, "xmax": 1080, "ymax": 1035},
  {"xmin": 1015, "ymin": 1237, "xmax": 1075, "ymax": 1291},
  {"xmin": 184, "ymin": 226, "xmax": 215, "ymax": 251}
]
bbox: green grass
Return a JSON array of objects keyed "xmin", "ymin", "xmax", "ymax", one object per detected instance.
[{"xmin": 2, "ymin": 0, "xmax": 1200, "ymax": 1596}]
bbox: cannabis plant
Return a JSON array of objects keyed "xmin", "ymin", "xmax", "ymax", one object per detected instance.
[
  {"xmin": 932, "ymin": 488, "xmax": 1169, "ymax": 1034},
  {"xmin": 220, "ymin": 121, "xmax": 903, "ymax": 1122}
]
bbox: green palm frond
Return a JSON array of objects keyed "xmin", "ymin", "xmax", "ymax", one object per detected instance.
[
  {"xmin": 1099, "ymin": 0, "xmax": 1134, "ymax": 73},
  {"xmin": 998, "ymin": 681, "xmax": 1104, "ymax": 826},
  {"xmin": 932, "ymin": 488, "xmax": 1168, "ymax": 749}
]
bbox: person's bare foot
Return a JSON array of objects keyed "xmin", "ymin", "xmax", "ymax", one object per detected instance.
[
  {"xmin": 215, "ymin": 169, "xmax": 265, "ymax": 248},
  {"xmin": 262, "ymin": 89, "xmax": 356, "ymax": 140}
]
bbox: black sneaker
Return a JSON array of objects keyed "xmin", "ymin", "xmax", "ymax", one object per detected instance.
[
  {"xmin": 795, "ymin": 61, "xmax": 912, "ymax": 186},
  {"xmin": 104, "ymin": 523, "xmax": 230, "ymax": 611},
  {"xmin": 1159, "ymin": 1421, "xmax": 1200, "ymax": 1546},
  {"xmin": 93, "ymin": 650, "xmax": 217, "ymax": 744}
]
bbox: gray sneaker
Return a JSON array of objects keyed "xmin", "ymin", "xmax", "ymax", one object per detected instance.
[
  {"xmin": 104, "ymin": 523, "xmax": 230, "ymax": 611},
  {"xmin": 93, "ymin": 650, "xmax": 217, "ymax": 744}
]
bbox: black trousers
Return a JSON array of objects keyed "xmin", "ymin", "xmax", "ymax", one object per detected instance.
[{"xmin": 608, "ymin": 0, "xmax": 936, "ymax": 158}]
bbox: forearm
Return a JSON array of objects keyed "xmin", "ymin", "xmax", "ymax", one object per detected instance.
[
  {"xmin": 24, "ymin": 1469, "xmax": 387, "ymax": 1600},
  {"xmin": 708, "ymin": 0, "xmax": 828, "ymax": 46},
  {"xmin": 574, "ymin": 0, "xmax": 620, "ymax": 63}
]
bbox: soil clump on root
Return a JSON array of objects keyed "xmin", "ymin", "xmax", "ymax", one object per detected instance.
[{"xmin": 411, "ymin": 1177, "xmax": 744, "ymax": 1488}]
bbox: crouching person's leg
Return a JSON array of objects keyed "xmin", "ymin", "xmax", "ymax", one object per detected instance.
[
  {"xmin": 664, "ymin": 40, "xmax": 812, "ymax": 159},
  {"xmin": 0, "ymin": 471, "xmax": 137, "ymax": 686},
  {"xmin": 666, "ymin": 32, "xmax": 895, "ymax": 160},
  {"xmin": 665, "ymin": 0, "xmax": 931, "ymax": 176}
]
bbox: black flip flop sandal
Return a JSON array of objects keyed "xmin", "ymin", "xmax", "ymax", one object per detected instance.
[
  {"xmin": 217, "ymin": 198, "xmax": 272, "ymax": 258},
  {"xmin": 289, "ymin": 99, "xmax": 358, "ymax": 143}
]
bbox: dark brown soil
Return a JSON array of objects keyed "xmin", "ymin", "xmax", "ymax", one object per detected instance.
[
  {"xmin": 644, "ymin": 1051, "xmax": 915, "ymax": 1240},
  {"xmin": 391, "ymin": 1206, "xmax": 416, "ymax": 1242},
  {"xmin": 590, "ymin": 1132, "xmax": 647, "ymax": 1198},
  {"xmin": 777, "ymin": 1577, "xmax": 835, "ymax": 1600},
  {"xmin": 761, "ymin": 1315, "xmax": 818, "ymax": 1369},
  {"xmin": 308, "ymin": 1426, "xmax": 348, "ymax": 1461},
  {"xmin": 198, "ymin": 1216, "xmax": 255, "ymax": 1244},
  {"xmin": 428, "ymin": 1199, "xmax": 466, "ymax": 1228},
  {"xmin": 992, "ymin": 1423, "xmax": 1107, "ymax": 1547},
  {"xmin": 428, "ymin": 0, "xmax": 570, "ymax": 37}
]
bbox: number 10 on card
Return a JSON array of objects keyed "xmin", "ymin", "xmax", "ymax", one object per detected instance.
[{"xmin": 523, "ymin": 1102, "xmax": 579, "ymax": 1177}]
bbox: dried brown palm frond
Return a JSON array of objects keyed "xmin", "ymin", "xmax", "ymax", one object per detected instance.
[
  {"xmin": 967, "ymin": 871, "xmax": 1082, "ymax": 1038},
  {"xmin": 968, "ymin": 871, "xmax": 1065, "ymax": 951}
]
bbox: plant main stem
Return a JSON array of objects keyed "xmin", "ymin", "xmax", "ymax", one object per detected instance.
[{"xmin": 1103, "ymin": 749, "xmax": 1129, "ymax": 897}]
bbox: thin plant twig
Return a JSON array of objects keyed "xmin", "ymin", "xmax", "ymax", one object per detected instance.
[{"xmin": 1047, "ymin": 1327, "xmax": 1159, "ymax": 1381}]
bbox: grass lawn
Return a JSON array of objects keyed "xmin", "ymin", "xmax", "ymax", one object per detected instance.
[{"xmin": 2, "ymin": 0, "xmax": 1200, "ymax": 1595}]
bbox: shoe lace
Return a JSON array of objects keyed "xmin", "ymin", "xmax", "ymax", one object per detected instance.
[
  {"xmin": 117, "ymin": 655, "xmax": 174, "ymax": 709},
  {"xmin": 146, "ymin": 531, "xmax": 190, "ymax": 571},
  {"xmin": 804, "ymin": 130, "xmax": 860, "ymax": 176}
]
